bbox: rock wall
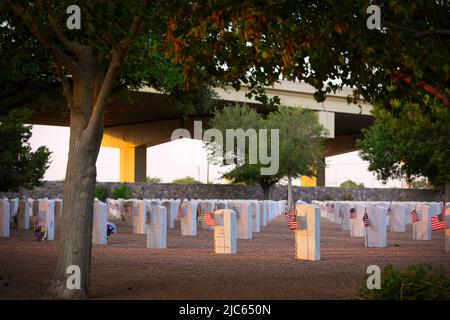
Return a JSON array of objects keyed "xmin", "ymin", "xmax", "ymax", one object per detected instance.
[{"xmin": 1, "ymin": 181, "xmax": 443, "ymax": 202}]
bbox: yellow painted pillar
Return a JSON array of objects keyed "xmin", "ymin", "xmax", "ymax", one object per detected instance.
[
  {"xmin": 301, "ymin": 176, "xmax": 317, "ymax": 187},
  {"xmin": 120, "ymin": 146, "xmax": 147, "ymax": 182}
]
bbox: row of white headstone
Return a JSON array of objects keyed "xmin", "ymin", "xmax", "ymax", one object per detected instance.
[
  {"xmin": 94, "ymin": 198, "xmax": 286, "ymax": 251},
  {"xmin": 312, "ymin": 200, "xmax": 450, "ymax": 251},
  {"xmin": 0, "ymin": 197, "xmax": 63, "ymax": 240}
]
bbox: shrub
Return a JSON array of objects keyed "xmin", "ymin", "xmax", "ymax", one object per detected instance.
[
  {"xmin": 113, "ymin": 184, "xmax": 133, "ymax": 199},
  {"xmin": 146, "ymin": 176, "xmax": 162, "ymax": 183},
  {"xmin": 171, "ymin": 176, "xmax": 202, "ymax": 184},
  {"xmin": 95, "ymin": 186, "xmax": 109, "ymax": 202},
  {"xmin": 340, "ymin": 180, "xmax": 364, "ymax": 189},
  {"xmin": 360, "ymin": 264, "xmax": 450, "ymax": 300}
]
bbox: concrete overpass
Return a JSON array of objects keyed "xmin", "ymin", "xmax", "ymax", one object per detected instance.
[{"xmin": 27, "ymin": 81, "xmax": 374, "ymax": 185}]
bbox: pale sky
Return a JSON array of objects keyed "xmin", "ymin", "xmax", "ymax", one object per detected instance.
[{"xmin": 29, "ymin": 125, "xmax": 403, "ymax": 188}]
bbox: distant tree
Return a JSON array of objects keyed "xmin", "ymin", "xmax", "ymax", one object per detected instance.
[
  {"xmin": 208, "ymin": 104, "xmax": 326, "ymax": 206},
  {"xmin": 266, "ymin": 107, "xmax": 326, "ymax": 209},
  {"xmin": 409, "ymin": 178, "xmax": 429, "ymax": 189},
  {"xmin": 146, "ymin": 176, "xmax": 162, "ymax": 183},
  {"xmin": 171, "ymin": 176, "xmax": 202, "ymax": 184},
  {"xmin": 357, "ymin": 100, "xmax": 449, "ymax": 202},
  {"xmin": 409, "ymin": 178, "xmax": 429, "ymax": 190},
  {"xmin": 0, "ymin": 109, "xmax": 51, "ymax": 192},
  {"xmin": 340, "ymin": 180, "xmax": 364, "ymax": 189}
]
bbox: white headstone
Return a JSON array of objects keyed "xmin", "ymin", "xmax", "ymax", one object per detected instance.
[
  {"xmin": 295, "ymin": 204, "xmax": 320, "ymax": 261},
  {"xmin": 413, "ymin": 204, "xmax": 432, "ymax": 240},
  {"xmin": 390, "ymin": 203, "xmax": 406, "ymax": 232},
  {"xmin": 214, "ymin": 209, "xmax": 237, "ymax": 254},
  {"xmin": 236, "ymin": 202, "xmax": 252, "ymax": 240},
  {"xmin": 365, "ymin": 205, "xmax": 387, "ymax": 248},
  {"xmin": 180, "ymin": 201, "xmax": 197, "ymax": 236},
  {"xmin": 17, "ymin": 199, "xmax": 31, "ymax": 230},
  {"xmin": 92, "ymin": 200, "xmax": 107, "ymax": 244},
  {"xmin": 38, "ymin": 199, "xmax": 55, "ymax": 241},
  {"xmin": 9, "ymin": 198, "xmax": 19, "ymax": 221},
  {"xmin": 261, "ymin": 201, "xmax": 268, "ymax": 227},
  {"xmin": 340, "ymin": 203, "xmax": 352, "ymax": 231},
  {"xmin": 0, "ymin": 198, "xmax": 10, "ymax": 237},
  {"xmin": 146, "ymin": 205, "xmax": 167, "ymax": 249},
  {"xmin": 251, "ymin": 201, "xmax": 261, "ymax": 233},
  {"xmin": 123, "ymin": 200, "xmax": 134, "ymax": 227},
  {"xmin": 351, "ymin": 204, "xmax": 366, "ymax": 237},
  {"xmin": 107, "ymin": 198, "xmax": 124, "ymax": 220},
  {"xmin": 133, "ymin": 200, "xmax": 147, "ymax": 234}
]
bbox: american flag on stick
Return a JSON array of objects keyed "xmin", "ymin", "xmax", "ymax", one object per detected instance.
[
  {"xmin": 284, "ymin": 211, "xmax": 297, "ymax": 230},
  {"xmin": 177, "ymin": 201, "xmax": 183, "ymax": 219},
  {"xmin": 33, "ymin": 213, "xmax": 38, "ymax": 228},
  {"xmin": 430, "ymin": 213, "xmax": 445, "ymax": 231},
  {"xmin": 203, "ymin": 212, "xmax": 216, "ymax": 226},
  {"xmin": 387, "ymin": 207, "xmax": 393, "ymax": 216},
  {"xmin": 196, "ymin": 204, "xmax": 202, "ymax": 219},
  {"xmin": 411, "ymin": 208, "xmax": 419, "ymax": 223},
  {"xmin": 362, "ymin": 209, "xmax": 369, "ymax": 228}
]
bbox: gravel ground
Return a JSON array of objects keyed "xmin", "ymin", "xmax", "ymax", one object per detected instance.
[{"xmin": 0, "ymin": 216, "xmax": 448, "ymax": 299}]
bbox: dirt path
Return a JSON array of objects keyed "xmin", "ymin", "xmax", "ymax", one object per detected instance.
[{"xmin": 0, "ymin": 216, "xmax": 448, "ymax": 299}]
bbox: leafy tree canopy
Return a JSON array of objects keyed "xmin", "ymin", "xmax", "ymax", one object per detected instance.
[{"xmin": 0, "ymin": 109, "xmax": 51, "ymax": 192}]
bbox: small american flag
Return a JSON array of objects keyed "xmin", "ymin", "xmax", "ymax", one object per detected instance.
[
  {"xmin": 203, "ymin": 212, "xmax": 216, "ymax": 226},
  {"xmin": 387, "ymin": 207, "xmax": 393, "ymax": 216},
  {"xmin": 33, "ymin": 214, "xmax": 38, "ymax": 227},
  {"xmin": 430, "ymin": 213, "xmax": 445, "ymax": 231},
  {"xmin": 284, "ymin": 211, "xmax": 297, "ymax": 230},
  {"xmin": 232, "ymin": 206, "xmax": 240, "ymax": 219},
  {"xmin": 349, "ymin": 208, "xmax": 356, "ymax": 219},
  {"xmin": 411, "ymin": 208, "xmax": 419, "ymax": 223},
  {"xmin": 196, "ymin": 204, "xmax": 202, "ymax": 219},
  {"xmin": 177, "ymin": 201, "xmax": 183, "ymax": 219},
  {"xmin": 362, "ymin": 209, "xmax": 369, "ymax": 227}
]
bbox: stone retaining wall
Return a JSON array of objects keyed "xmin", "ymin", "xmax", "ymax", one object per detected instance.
[{"xmin": 1, "ymin": 181, "xmax": 443, "ymax": 203}]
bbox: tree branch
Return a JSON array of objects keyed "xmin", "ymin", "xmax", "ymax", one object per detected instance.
[
  {"xmin": 48, "ymin": 15, "xmax": 85, "ymax": 58},
  {"xmin": 84, "ymin": 1, "xmax": 150, "ymax": 139},
  {"xmin": 10, "ymin": 4, "xmax": 78, "ymax": 73}
]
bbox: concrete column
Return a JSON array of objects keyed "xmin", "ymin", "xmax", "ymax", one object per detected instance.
[{"xmin": 120, "ymin": 146, "xmax": 147, "ymax": 182}]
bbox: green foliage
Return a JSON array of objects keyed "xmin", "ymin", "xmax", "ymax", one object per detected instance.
[
  {"xmin": 95, "ymin": 186, "xmax": 109, "ymax": 202},
  {"xmin": 146, "ymin": 176, "xmax": 162, "ymax": 183},
  {"xmin": 112, "ymin": 184, "xmax": 133, "ymax": 199},
  {"xmin": 171, "ymin": 176, "xmax": 202, "ymax": 184},
  {"xmin": 360, "ymin": 264, "xmax": 450, "ymax": 300},
  {"xmin": 410, "ymin": 178, "xmax": 429, "ymax": 189},
  {"xmin": 208, "ymin": 104, "xmax": 326, "ymax": 204},
  {"xmin": 340, "ymin": 180, "xmax": 364, "ymax": 189},
  {"xmin": 357, "ymin": 100, "xmax": 450, "ymax": 189},
  {"xmin": 0, "ymin": 108, "xmax": 51, "ymax": 192},
  {"xmin": 167, "ymin": 2, "xmax": 450, "ymax": 110}
]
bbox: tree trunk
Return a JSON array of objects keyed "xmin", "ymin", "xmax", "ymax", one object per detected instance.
[
  {"xmin": 261, "ymin": 184, "xmax": 271, "ymax": 200},
  {"xmin": 287, "ymin": 174, "xmax": 293, "ymax": 212},
  {"xmin": 444, "ymin": 181, "xmax": 450, "ymax": 204},
  {"xmin": 49, "ymin": 66, "xmax": 104, "ymax": 299}
]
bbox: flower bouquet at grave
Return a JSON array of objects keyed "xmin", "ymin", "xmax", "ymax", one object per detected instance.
[
  {"xmin": 106, "ymin": 222, "xmax": 117, "ymax": 241},
  {"xmin": 34, "ymin": 225, "xmax": 47, "ymax": 241}
]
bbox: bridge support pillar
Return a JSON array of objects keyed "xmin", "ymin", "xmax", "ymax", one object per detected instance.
[{"xmin": 120, "ymin": 146, "xmax": 147, "ymax": 182}]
